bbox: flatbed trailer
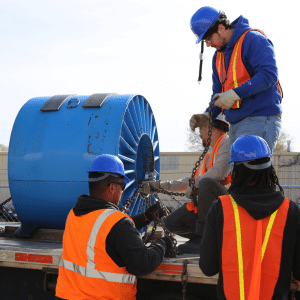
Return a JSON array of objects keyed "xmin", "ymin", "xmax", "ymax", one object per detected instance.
[{"xmin": 0, "ymin": 225, "xmax": 298, "ymax": 300}]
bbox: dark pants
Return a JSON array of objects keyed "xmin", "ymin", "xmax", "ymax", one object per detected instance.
[{"xmin": 163, "ymin": 178, "xmax": 228, "ymax": 239}]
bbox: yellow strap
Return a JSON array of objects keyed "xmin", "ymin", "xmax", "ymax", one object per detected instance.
[
  {"xmin": 261, "ymin": 210, "xmax": 277, "ymax": 260},
  {"xmin": 232, "ymin": 40, "xmax": 240, "ymax": 108},
  {"xmin": 230, "ymin": 195, "xmax": 245, "ymax": 300},
  {"xmin": 229, "ymin": 195, "xmax": 278, "ymax": 300}
]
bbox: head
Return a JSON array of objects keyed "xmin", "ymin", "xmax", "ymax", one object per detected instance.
[
  {"xmin": 228, "ymin": 135, "xmax": 283, "ymax": 193},
  {"xmin": 191, "ymin": 113, "xmax": 229, "ymax": 147},
  {"xmin": 87, "ymin": 154, "xmax": 130, "ymax": 205},
  {"xmin": 191, "ymin": 7, "xmax": 233, "ymax": 51}
]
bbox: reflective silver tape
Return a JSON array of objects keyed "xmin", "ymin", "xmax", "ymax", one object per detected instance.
[
  {"xmin": 59, "ymin": 258, "xmax": 136, "ymax": 284},
  {"xmin": 86, "ymin": 209, "xmax": 116, "ymax": 269},
  {"xmin": 237, "ymin": 160, "xmax": 272, "ymax": 170}
]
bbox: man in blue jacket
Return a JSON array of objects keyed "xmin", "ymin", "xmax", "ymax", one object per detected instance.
[{"xmin": 190, "ymin": 7, "xmax": 282, "ymax": 152}]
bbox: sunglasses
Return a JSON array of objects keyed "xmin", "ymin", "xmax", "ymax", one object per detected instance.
[{"xmin": 110, "ymin": 182, "xmax": 126, "ymax": 191}]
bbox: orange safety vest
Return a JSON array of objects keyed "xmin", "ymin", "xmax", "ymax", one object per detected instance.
[
  {"xmin": 186, "ymin": 134, "xmax": 231, "ymax": 213},
  {"xmin": 216, "ymin": 29, "xmax": 283, "ymax": 109},
  {"xmin": 220, "ymin": 195, "xmax": 290, "ymax": 300},
  {"xmin": 56, "ymin": 208, "xmax": 137, "ymax": 300}
]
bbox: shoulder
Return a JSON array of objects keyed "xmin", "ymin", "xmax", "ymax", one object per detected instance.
[
  {"xmin": 217, "ymin": 135, "xmax": 230, "ymax": 152},
  {"xmin": 243, "ymin": 30, "xmax": 274, "ymax": 48}
]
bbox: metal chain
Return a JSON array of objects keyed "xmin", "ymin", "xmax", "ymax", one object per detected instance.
[
  {"xmin": 120, "ymin": 189, "xmax": 140, "ymax": 213},
  {"xmin": 119, "ymin": 104, "xmax": 215, "ymax": 253},
  {"xmin": 181, "ymin": 259, "xmax": 188, "ymax": 300},
  {"xmin": 188, "ymin": 101, "xmax": 214, "ymax": 203},
  {"xmin": 290, "ymin": 273, "xmax": 299, "ymax": 300}
]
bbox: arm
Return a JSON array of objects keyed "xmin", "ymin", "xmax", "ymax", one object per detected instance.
[
  {"xmin": 160, "ymin": 176, "xmax": 190, "ymax": 193},
  {"xmin": 199, "ymin": 200, "xmax": 223, "ymax": 276},
  {"xmin": 106, "ymin": 218, "xmax": 166, "ymax": 276},
  {"xmin": 206, "ymin": 51, "xmax": 223, "ymax": 119},
  {"xmin": 195, "ymin": 137, "xmax": 230, "ymax": 187},
  {"xmin": 234, "ymin": 31, "xmax": 279, "ymax": 99}
]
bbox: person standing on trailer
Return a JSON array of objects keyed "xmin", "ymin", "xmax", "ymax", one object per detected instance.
[
  {"xmin": 56, "ymin": 154, "xmax": 172, "ymax": 300},
  {"xmin": 190, "ymin": 6, "xmax": 283, "ymax": 152},
  {"xmin": 200, "ymin": 135, "xmax": 300, "ymax": 299},
  {"xmin": 139, "ymin": 113, "xmax": 231, "ymax": 254}
]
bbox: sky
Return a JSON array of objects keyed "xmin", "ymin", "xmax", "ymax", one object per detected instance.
[{"xmin": 1, "ymin": 0, "xmax": 299, "ymax": 153}]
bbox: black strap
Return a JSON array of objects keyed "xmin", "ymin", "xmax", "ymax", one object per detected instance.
[{"xmin": 198, "ymin": 40, "xmax": 205, "ymax": 83}]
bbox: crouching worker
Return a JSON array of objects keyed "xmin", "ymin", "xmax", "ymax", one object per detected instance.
[
  {"xmin": 139, "ymin": 112, "xmax": 231, "ymax": 254},
  {"xmin": 200, "ymin": 135, "xmax": 300, "ymax": 299},
  {"xmin": 56, "ymin": 154, "xmax": 172, "ymax": 300}
]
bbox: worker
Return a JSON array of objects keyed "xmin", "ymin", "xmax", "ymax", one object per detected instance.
[
  {"xmin": 190, "ymin": 6, "xmax": 282, "ymax": 152},
  {"xmin": 139, "ymin": 113, "xmax": 231, "ymax": 254},
  {"xmin": 55, "ymin": 154, "xmax": 172, "ymax": 300},
  {"xmin": 200, "ymin": 135, "xmax": 300, "ymax": 299}
]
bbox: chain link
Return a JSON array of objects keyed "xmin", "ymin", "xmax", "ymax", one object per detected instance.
[
  {"xmin": 120, "ymin": 189, "xmax": 140, "ymax": 213},
  {"xmin": 290, "ymin": 273, "xmax": 299, "ymax": 300},
  {"xmin": 188, "ymin": 101, "xmax": 214, "ymax": 203}
]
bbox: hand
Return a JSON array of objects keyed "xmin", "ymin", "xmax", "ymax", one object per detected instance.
[
  {"xmin": 213, "ymin": 89, "xmax": 240, "ymax": 110},
  {"xmin": 185, "ymin": 186, "xmax": 198, "ymax": 202},
  {"xmin": 144, "ymin": 202, "xmax": 161, "ymax": 221},
  {"xmin": 159, "ymin": 236, "xmax": 173, "ymax": 252},
  {"xmin": 185, "ymin": 186, "xmax": 193, "ymax": 199},
  {"xmin": 138, "ymin": 180, "xmax": 160, "ymax": 194}
]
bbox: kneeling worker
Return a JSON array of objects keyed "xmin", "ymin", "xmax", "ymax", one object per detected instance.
[
  {"xmin": 139, "ymin": 113, "xmax": 231, "ymax": 254},
  {"xmin": 56, "ymin": 154, "xmax": 172, "ymax": 300},
  {"xmin": 200, "ymin": 135, "xmax": 300, "ymax": 299}
]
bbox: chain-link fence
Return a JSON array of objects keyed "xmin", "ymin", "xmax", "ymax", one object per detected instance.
[{"xmin": 273, "ymin": 153, "xmax": 300, "ymax": 204}]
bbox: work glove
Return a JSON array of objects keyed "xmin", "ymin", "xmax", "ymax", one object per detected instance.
[
  {"xmin": 138, "ymin": 180, "xmax": 160, "ymax": 194},
  {"xmin": 144, "ymin": 202, "xmax": 161, "ymax": 221},
  {"xmin": 157, "ymin": 236, "xmax": 173, "ymax": 253},
  {"xmin": 189, "ymin": 113, "xmax": 208, "ymax": 132},
  {"xmin": 185, "ymin": 186, "xmax": 198, "ymax": 203},
  {"xmin": 213, "ymin": 89, "xmax": 240, "ymax": 110}
]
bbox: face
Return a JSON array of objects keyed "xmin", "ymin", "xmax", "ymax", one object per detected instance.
[
  {"xmin": 107, "ymin": 180, "xmax": 125, "ymax": 205},
  {"xmin": 204, "ymin": 25, "xmax": 228, "ymax": 52}
]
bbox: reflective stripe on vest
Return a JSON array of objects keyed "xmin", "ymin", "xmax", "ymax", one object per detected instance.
[
  {"xmin": 60, "ymin": 209, "xmax": 136, "ymax": 284},
  {"xmin": 59, "ymin": 257, "xmax": 136, "ymax": 284},
  {"xmin": 216, "ymin": 29, "xmax": 283, "ymax": 109},
  {"xmin": 187, "ymin": 134, "xmax": 231, "ymax": 213},
  {"xmin": 220, "ymin": 195, "xmax": 290, "ymax": 300},
  {"xmin": 230, "ymin": 195, "xmax": 277, "ymax": 300}
]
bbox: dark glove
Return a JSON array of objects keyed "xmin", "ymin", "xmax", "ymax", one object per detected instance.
[
  {"xmin": 144, "ymin": 202, "xmax": 160, "ymax": 221},
  {"xmin": 158, "ymin": 236, "xmax": 173, "ymax": 253}
]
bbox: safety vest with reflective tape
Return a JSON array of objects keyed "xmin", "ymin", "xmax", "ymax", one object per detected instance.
[
  {"xmin": 186, "ymin": 134, "xmax": 231, "ymax": 213},
  {"xmin": 216, "ymin": 29, "xmax": 283, "ymax": 109},
  {"xmin": 220, "ymin": 195, "xmax": 289, "ymax": 300},
  {"xmin": 56, "ymin": 208, "xmax": 137, "ymax": 300}
]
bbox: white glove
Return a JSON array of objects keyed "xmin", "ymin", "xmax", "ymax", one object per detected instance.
[
  {"xmin": 213, "ymin": 89, "xmax": 240, "ymax": 110},
  {"xmin": 138, "ymin": 180, "xmax": 160, "ymax": 194},
  {"xmin": 185, "ymin": 186, "xmax": 193, "ymax": 200},
  {"xmin": 189, "ymin": 113, "xmax": 209, "ymax": 132},
  {"xmin": 159, "ymin": 181, "xmax": 170, "ymax": 191}
]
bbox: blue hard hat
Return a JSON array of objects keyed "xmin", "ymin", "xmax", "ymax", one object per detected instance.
[
  {"xmin": 190, "ymin": 6, "xmax": 221, "ymax": 44},
  {"xmin": 228, "ymin": 135, "xmax": 272, "ymax": 164},
  {"xmin": 88, "ymin": 154, "xmax": 130, "ymax": 183}
]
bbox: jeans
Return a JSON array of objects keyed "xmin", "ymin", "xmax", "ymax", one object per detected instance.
[{"xmin": 228, "ymin": 114, "xmax": 282, "ymax": 153}]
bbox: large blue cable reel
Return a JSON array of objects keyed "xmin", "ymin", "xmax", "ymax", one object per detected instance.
[{"xmin": 8, "ymin": 93, "xmax": 160, "ymax": 230}]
